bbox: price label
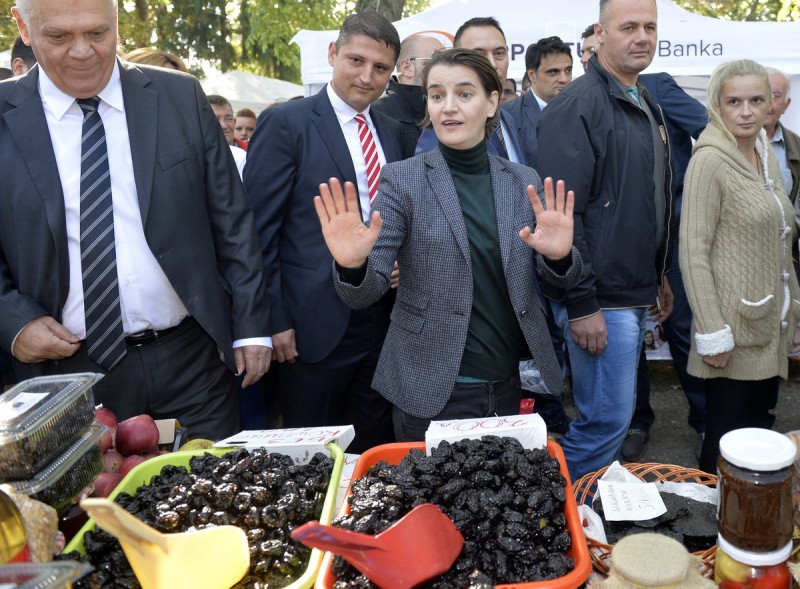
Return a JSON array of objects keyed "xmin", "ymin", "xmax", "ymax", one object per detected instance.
[{"xmin": 597, "ymin": 480, "xmax": 667, "ymax": 521}]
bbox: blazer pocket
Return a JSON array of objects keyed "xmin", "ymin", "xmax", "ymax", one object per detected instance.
[
  {"xmin": 158, "ymin": 144, "xmax": 196, "ymax": 171},
  {"xmin": 733, "ymin": 294, "xmax": 775, "ymax": 347},
  {"xmin": 391, "ymin": 287, "xmax": 429, "ymax": 334}
]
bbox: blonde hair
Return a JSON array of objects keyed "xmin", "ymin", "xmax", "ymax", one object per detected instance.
[
  {"xmin": 706, "ymin": 59, "xmax": 771, "ymax": 142},
  {"xmin": 124, "ymin": 48, "xmax": 188, "ymax": 73}
]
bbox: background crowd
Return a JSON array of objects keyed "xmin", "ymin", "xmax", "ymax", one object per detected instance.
[{"xmin": 1, "ymin": 0, "xmax": 799, "ymax": 481}]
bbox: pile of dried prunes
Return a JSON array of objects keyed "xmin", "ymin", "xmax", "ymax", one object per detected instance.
[
  {"xmin": 331, "ymin": 436, "xmax": 574, "ymax": 588},
  {"xmin": 57, "ymin": 448, "xmax": 333, "ymax": 589}
]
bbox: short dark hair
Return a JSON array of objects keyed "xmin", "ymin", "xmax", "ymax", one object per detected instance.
[
  {"xmin": 581, "ymin": 24, "xmax": 596, "ymax": 40},
  {"xmin": 11, "ymin": 36, "xmax": 36, "ymax": 69},
  {"xmin": 453, "ymin": 17, "xmax": 506, "ymax": 47},
  {"xmin": 206, "ymin": 95, "xmax": 232, "ymax": 111},
  {"xmin": 505, "ymin": 78, "xmax": 517, "ymax": 92},
  {"xmin": 335, "ymin": 11, "xmax": 401, "ymax": 63},
  {"xmin": 420, "ymin": 47, "xmax": 501, "ymax": 139},
  {"xmin": 525, "ymin": 36, "xmax": 572, "ymax": 72}
]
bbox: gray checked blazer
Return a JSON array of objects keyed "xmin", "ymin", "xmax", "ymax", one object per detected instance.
[{"xmin": 333, "ymin": 148, "xmax": 582, "ymax": 419}]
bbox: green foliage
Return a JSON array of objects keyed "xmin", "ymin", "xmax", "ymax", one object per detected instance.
[
  {"xmin": 0, "ymin": 0, "xmax": 21, "ymax": 51},
  {"xmin": 674, "ymin": 0, "xmax": 799, "ymax": 21}
]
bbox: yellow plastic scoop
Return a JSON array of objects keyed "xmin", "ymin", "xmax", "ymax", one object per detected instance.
[{"xmin": 80, "ymin": 498, "xmax": 250, "ymax": 589}]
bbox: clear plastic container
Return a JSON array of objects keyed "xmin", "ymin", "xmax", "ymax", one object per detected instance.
[
  {"xmin": 0, "ymin": 562, "xmax": 93, "ymax": 589},
  {"xmin": 717, "ymin": 428, "xmax": 796, "ymax": 552},
  {"xmin": 0, "ymin": 373, "xmax": 102, "ymax": 481},
  {"xmin": 715, "ymin": 534, "xmax": 792, "ymax": 589},
  {"xmin": 4, "ymin": 424, "xmax": 105, "ymax": 515}
]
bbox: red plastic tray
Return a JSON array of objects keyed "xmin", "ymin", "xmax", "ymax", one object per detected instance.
[{"xmin": 316, "ymin": 440, "xmax": 592, "ymax": 589}]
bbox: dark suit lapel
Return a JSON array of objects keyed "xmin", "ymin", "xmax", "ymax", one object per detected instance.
[
  {"xmin": 3, "ymin": 69, "xmax": 68, "ymax": 270},
  {"xmin": 426, "ymin": 150, "xmax": 470, "ymax": 262},
  {"xmin": 371, "ymin": 109, "xmax": 403, "ymax": 163},
  {"xmin": 489, "ymin": 157, "xmax": 514, "ymax": 271},
  {"xmin": 119, "ymin": 61, "xmax": 158, "ymax": 222},
  {"xmin": 310, "ymin": 90, "xmax": 357, "ymax": 182}
]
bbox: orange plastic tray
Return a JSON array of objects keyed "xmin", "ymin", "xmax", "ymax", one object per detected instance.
[{"xmin": 316, "ymin": 440, "xmax": 592, "ymax": 589}]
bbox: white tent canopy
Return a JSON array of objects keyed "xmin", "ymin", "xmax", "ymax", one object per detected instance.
[
  {"xmin": 293, "ymin": 0, "xmax": 800, "ymax": 83},
  {"xmin": 200, "ymin": 71, "xmax": 303, "ymax": 115}
]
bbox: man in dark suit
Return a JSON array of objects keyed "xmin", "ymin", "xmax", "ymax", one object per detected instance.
[
  {"xmin": 503, "ymin": 36, "xmax": 573, "ymax": 170},
  {"xmin": 415, "ymin": 17, "xmax": 525, "ymax": 163},
  {"xmin": 244, "ymin": 12, "xmax": 406, "ymax": 453},
  {"xmin": 0, "ymin": 0, "xmax": 270, "ymax": 440}
]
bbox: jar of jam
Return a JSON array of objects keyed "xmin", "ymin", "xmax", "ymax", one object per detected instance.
[
  {"xmin": 717, "ymin": 428, "xmax": 795, "ymax": 552},
  {"xmin": 715, "ymin": 534, "xmax": 791, "ymax": 589}
]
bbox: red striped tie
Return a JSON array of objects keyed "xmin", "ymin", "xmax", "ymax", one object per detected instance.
[{"xmin": 355, "ymin": 113, "xmax": 381, "ymax": 205}]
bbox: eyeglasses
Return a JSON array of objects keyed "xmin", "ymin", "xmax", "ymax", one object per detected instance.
[{"xmin": 408, "ymin": 57, "xmax": 433, "ymax": 62}]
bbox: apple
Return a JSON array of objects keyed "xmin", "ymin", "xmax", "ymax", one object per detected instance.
[
  {"xmin": 103, "ymin": 450, "xmax": 124, "ymax": 474},
  {"xmin": 116, "ymin": 414, "xmax": 159, "ymax": 457},
  {"xmin": 93, "ymin": 472, "xmax": 123, "ymax": 497},
  {"xmin": 118, "ymin": 454, "xmax": 147, "ymax": 477}
]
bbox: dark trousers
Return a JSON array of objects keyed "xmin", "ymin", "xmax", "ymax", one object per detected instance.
[
  {"xmin": 629, "ymin": 224, "xmax": 707, "ymax": 434},
  {"xmin": 277, "ymin": 303, "xmax": 395, "ymax": 454},
  {"xmin": 393, "ymin": 376, "xmax": 521, "ymax": 442},
  {"xmin": 31, "ymin": 318, "xmax": 239, "ymax": 441},
  {"xmin": 699, "ymin": 376, "xmax": 779, "ymax": 473}
]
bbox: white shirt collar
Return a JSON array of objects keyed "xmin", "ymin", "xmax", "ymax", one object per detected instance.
[
  {"xmin": 38, "ymin": 60, "xmax": 125, "ymax": 119},
  {"xmin": 326, "ymin": 83, "xmax": 371, "ymax": 125},
  {"xmin": 530, "ymin": 89, "xmax": 548, "ymax": 111}
]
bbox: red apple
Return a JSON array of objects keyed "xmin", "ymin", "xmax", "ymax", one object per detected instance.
[
  {"xmin": 116, "ymin": 414, "xmax": 160, "ymax": 457},
  {"xmin": 103, "ymin": 450, "xmax": 124, "ymax": 474},
  {"xmin": 93, "ymin": 473, "xmax": 123, "ymax": 497},
  {"xmin": 95, "ymin": 406, "xmax": 118, "ymax": 429},
  {"xmin": 118, "ymin": 454, "xmax": 147, "ymax": 477}
]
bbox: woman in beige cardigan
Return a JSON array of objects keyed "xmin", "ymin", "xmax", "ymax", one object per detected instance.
[{"xmin": 680, "ymin": 59, "xmax": 800, "ymax": 473}]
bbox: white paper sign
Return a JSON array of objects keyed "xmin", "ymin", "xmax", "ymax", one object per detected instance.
[
  {"xmin": 597, "ymin": 480, "xmax": 667, "ymax": 521},
  {"xmin": 425, "ymin": 413, "xmax": 548, "ymax": 455},
  {"xmin": 213, "ymin": 425, "xmax": 355, "ymax": 463}
]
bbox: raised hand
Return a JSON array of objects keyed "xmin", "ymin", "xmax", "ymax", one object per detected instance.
[
  {"xmin": 314, "ymin": 178, "xmax": 382, "ymax": 269},
  {"xmin": 518, "ymin": 177, "xmax": 574, "ymax": 261}
]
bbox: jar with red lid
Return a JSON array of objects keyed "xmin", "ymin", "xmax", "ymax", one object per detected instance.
[
  {"xmin": 715, "ymin": 534, "xmax": 791, "ymax": 589},
  {"xmin": 717, "ymin": 428, "xmax": 795, "ymax": 553}
]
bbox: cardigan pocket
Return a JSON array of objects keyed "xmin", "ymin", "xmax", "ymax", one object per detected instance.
[{"xmin": 733, "ymin": 294, "xmax": 775, "ymax": 347}]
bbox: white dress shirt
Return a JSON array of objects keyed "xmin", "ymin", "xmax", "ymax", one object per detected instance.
[
  {"xmin": 327, "ymin": 84, "xmax": 388, "ymax": 222},
  {"xmin": 37, "ymin": 63, "xmax": 270, "ymax": 349}
]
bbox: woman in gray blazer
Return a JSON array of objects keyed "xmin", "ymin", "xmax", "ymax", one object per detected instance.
[{"xmin": 314, "ymin": 48, "xmax": 582, "ymax": 442}]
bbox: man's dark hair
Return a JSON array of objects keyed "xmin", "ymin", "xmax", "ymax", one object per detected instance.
[
  {"xmin": 335, "ymin": 11, "xmax": 401, "ymax": 63},
  {"xmin": 206, "ymin": 95, "xmax": 232, "ymax": 111},
  {"xmin": 0, "ymin": 68, "xmax": 12, "ymax": 81},
  {"xmin": 525, "ymin": 36, "xmax": 572, "ymax": 72},
  {"xmin": 581, "ymin": 24, "xmax": 596, "ymax": 40},
  {"xmin": 453, "ymin": 17, "xmax": 506, "ymax": 47},
  {"xmin": 11, "ymin": 36, "xmax": 36, "ymax": 69},
  {"xmin": 505, "ymin": 78, "xmax": 517, "ymax": 92}
]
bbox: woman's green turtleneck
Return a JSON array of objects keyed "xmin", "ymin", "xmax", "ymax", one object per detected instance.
[{"xmin": 438, "ymin": 140, "xmax": 524, "ymax": 382}]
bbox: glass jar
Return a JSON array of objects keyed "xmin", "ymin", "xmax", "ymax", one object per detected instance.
[
  {"xmin": 0, "ymin": 489, "xmax": 31, "ymax": 563},
  {"xmin": 715, "ymin": 534, "xmax": 791, "ymax": 589},
  {"xmin": 717, "ymin": 428, "xmax": 795, "ymax": 552}
]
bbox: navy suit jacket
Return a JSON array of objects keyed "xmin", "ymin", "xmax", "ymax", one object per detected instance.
[
  {"xmin": 640, "ymin": 73, "xmax": 707, "ymax": 192},
  {"xmin": 415, "ymin": 110, "xmax": 527, "ymax": 165},
  {"xmin": 502, "ymin": 91, "xmax": 543, "ymax": 169},
  {"xmin": 0, "ymin": 62, "xmax": 269, "ymax": 373},
  {"xmin": 244, "ymin": 89, "xmax": 406, "ymax": 363}
]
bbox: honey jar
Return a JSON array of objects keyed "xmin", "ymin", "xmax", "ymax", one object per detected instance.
[{"xmin": 717, "ymin": 428, "xmax": 795, "ymax": 553}]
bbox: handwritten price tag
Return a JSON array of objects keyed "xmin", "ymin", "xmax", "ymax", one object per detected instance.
[
  {"xmin": 213, "ymin": 425, "xmax": 355, "ymax": 463},
  {"xmin": 425, "ymin": 413, "xmax": 548, "ymax": 455},
  {"xmin": 597, "ymin": 480, "xmax": 667, "ymax": 521}
]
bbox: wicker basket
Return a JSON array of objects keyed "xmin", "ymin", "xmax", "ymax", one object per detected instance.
[{"xmin": 572, "ymin": 462, "xmax": 718, "ymax": 578}]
